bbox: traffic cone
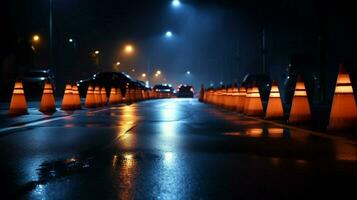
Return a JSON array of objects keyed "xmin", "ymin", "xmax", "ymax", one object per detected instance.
[
  {"xmin": 228, "ymin": 86, "xmax": 238, "ymax": 110},
  {"xmin": 125, "ymin": 89, "xmax": 131, "ymax": 103},
  {"xmin": 8, "ymin": 81, "xmax": 28, "ymax": 116},
  {"xmin": 109, "ymin": 87, "xmax": 116, "ymax": 105},
  {"xmin": 236, "ymin": 86, "xmax": 246, "ymax": 113},
  {"xmin": 265, "ymin": 80, "xmax": 284, "ymax": 119},
  {"xmin": 101, "ymin": 87, "xmax": 107, "ymax": 106},
  {"xmin": 39, "ymin": 82, "xmax": 56, "ymax": 113},
  {"xmin": 289, "ymin": 75, "xmax": 311, "ymax": 123},
  {"xmin": 116, "ymin": 88, "xmax": 123, "ymax": 103},
  {"xmin": 243, "ymin": 86, "xmax": 252, "ymax": 114},
  {"xmin": 245, "ymin": 82, "xmax": 264, "ymax": 116},
  {"xmin": 328, "ymin": 65, "xmax": 357, "ymax": 130},
  {"xmin": 72, "ymin": 84, "xmax": 82, "ymax": 109},
  {"xmin": 85, "ymin": 85, "xmax": 96, "ymax": 108},
  {"xmin": 130, "ymin": 89, "xmax": 136, "ymax": 102},
  {"xmin": 94, "ymin": 86, "xmax": 102, "ymax": 107},
  {"xmin": 61, "ymin": 84, "xmax": 75, "ymax": 110}
]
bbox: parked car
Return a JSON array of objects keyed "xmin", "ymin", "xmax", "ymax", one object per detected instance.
[
  {"xmin": 177, "ymin": 84, "xmax": 194, "ymax": 98},
  {"xmin": 241, "ymin": 74, "xmax": 272, "ymax": 102},
  {"xmin": 22, "ymin": 69, "xmax": 55, "ymax": 100},
  {"xmin": 153, "ymin": 84, "xmax": 174, "ymax": 93},
  {"xmin": 76, "ymin": 72, "xmax": 135, "ymax": 97}
]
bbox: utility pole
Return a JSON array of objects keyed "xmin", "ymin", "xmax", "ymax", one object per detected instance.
[
  {"xmin": 49, "ymin": 0, "xmax": 53, "ymax": 70},
  {"xmin": 318, "ymin": 4, "xmax": 327, "ymax": 104},
  {"xmin": 262, "ymin": 28, "xmax": 267, "ymax": 74}
]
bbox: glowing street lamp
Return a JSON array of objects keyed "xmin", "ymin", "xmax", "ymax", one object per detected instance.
[
  {"xmin": 94, "ymin": 50, "xmax": 100, "ymax": 55},
  {"xmin": 68, "ymin": 38, "xmax": 73, "ymax": 43},
  {"xmin": 172, "ymin": 0, "xmax": 181, "ymax": 8},
  {"xmin": 165, "ymin": 31, "xmax": 173, "ymax": 38},
  {"xmin": 156, "ymin": 70, "xmax": 161, "ymax": 75},
  {"xmin": 142, "ymin": 73, "xmax": 147, "ymax": 78},
  {"xmin": 32, "ymin": 35, "xmax": 40, "ymax": 43},
  {"xmin": 186, "ymin": 71, "xmax": 191, "ymax": 75},
  {"xmin": 124, "ymin": 44, "xmax": 134, "ymax": 54},
  {"xmin": 116, "ymin": 62, "xmax": 121, "ymax": 66}
]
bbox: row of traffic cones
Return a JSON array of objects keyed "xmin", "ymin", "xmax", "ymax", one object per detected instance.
[
  {"xmin": 8, "ymin": 82, "xmax": 166, "ymax": 116},
  {"xmin": 201, "ymin": 64, "xmax": 357, "ymax": 130}
]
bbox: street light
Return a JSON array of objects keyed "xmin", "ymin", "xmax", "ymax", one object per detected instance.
[
  {"xmin": 94, "ymin": 50, "xmax": 100, "ymax": 55},
  {"xmin": 124, "ymin": 44, "xmax": 134, "ymax": 54},
  {"xmin": 32, "ymin": 35, "xmax": 40, "ymax": 43},
  {"xmin": 165, "ymin": 31, "xmax": 173, "ymax": 38},
  {"xmin": 186, "ymin": 71, "xmax": 191, "ymax": 75},
  {"xmin": 142, "ymin": 73, "xmax": 147, "ymax": 78},
  {"xmin": 172, "ymin": 0, "xmax": 181, "ymax": 8},
  {"xmin": 68, "ymin": 38, "xmax": 73, "ymax": 43},
  {"xmin": 116, "ymin": 62, "xmax": 121, "ymax": 66},
  {"xmin": 156, "ymin": 70, "xmax": 161, "ymax": 75}
]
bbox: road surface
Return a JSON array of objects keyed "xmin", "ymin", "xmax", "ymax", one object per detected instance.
[{"xmin": 0, "ymin": 98, "xmax": 356, "ymax": 199}]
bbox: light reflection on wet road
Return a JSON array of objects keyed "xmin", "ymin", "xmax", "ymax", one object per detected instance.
[{"xmin": 0, "ymin": 98, "xmax": 356, "ymax": 199}]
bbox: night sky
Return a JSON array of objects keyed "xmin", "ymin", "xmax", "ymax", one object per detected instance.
[{"xmin": 2, "ymin": 0, "xmax": 357, "ymax": 91}]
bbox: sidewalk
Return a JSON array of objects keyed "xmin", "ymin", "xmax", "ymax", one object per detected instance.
[{"xmin": 0, "ymin": 100, "xmax": 71, "ymax": 130}]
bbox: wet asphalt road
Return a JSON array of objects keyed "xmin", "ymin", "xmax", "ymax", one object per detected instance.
[{"xmin": 0, "ymin": 98, "xmax": 356, "ymax": 199}]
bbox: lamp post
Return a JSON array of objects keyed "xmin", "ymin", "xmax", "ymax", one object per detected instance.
[{"xmin": 49, "ymin": 0, "xmax": 53, "ymax": 69}]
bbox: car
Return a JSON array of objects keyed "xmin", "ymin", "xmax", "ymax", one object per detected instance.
[
  {"xmin": 241, "ymin": 73, "xmax": 272, "ymax": 102},
  {"xmin": 76, "ymin": 72, "xmax": 135, "ymax": 98},
  {"xmin": 22, "ymin": 69, "xmax": 55, "ymax": 100},
  {"xmin": 177, "ymin": 84, "xmax": 194, "ymax": 98},
  {"xmin": 153, "ymin": 84, "xmax": 174, "ymax": 93}
]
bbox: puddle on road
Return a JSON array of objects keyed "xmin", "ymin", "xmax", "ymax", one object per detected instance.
[{"xmin": 223, "ymin": 127, "xmax": 289, "ymax": 138}]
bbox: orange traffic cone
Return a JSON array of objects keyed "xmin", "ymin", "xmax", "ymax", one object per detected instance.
[
  {"xmin": 236, "ymin": 87, "xmax": 246, "ymax": 113},
  {"xmin": 289, "ymin": 75, "xmax": 311, "ymax": 123},
  {"xmin": 85, "ymin": 85, "xmax": 96, "ymax": 108},
  {"xmin": 39, "ymin": 82, "xmax": 56, "ymax": 113},
  {"xmin": 72, "ymin": 84, "xmax": 82, "ymax": 109},
  {"xmin": 265, "ymin": 80, "xmax": 284, "ymax": 119},
  {"xmin": 109, "ymin": 87, "xmax": 116, "ymax": 105},
  {"xmin": 61, "ymin": 84, "xmax": 75, "ymax": 110},
  {"xmin": 245, "ymin": 82, "xmax": 264, "ymax": 116},
  {"xmin": 243, "ymin": 86, "xmax": 252, "ymax": 114},
  {"xmin": 328, "ymin": 65, "xmax": 357, "ymax": 130},
  {"xmin": 116, "ymin": 88, "xmax": 123, "ymax": 103},
  {"xmin": 94, "ymin": 86, "xmax": 102, "ymax": 107},
  {"xmin": 8, "ymin": 81, "xmax": 28, "ymax": 116},
  {"xmin": 100, "ymin": 87, "xmax": 107, "ymax": 106}
]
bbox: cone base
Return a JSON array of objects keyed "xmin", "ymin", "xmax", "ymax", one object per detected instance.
[{"xmin": 8, "ymin": 109, "xmax": 28, "ymax": 116}]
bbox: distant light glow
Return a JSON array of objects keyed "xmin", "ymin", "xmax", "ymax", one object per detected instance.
[
  {"xmin": 94, "ymin": 50, "xmax": 100, "ymax": 55},
  {"xmin": 165, "ymin": 31, "xmax": 173, "ymax": 38},
  {"xmin": 125, "ymin": 45, "xmax": 134, "ymax": 54},
  {"xmin": 186, "ymin": 71, "xmax": 191, "ymax": 75},
  {"xmin": 68, "ymin": 38, "xmax": 73, "ymax": 43},
  {"xmin": 172, "ymin": 0, "xmax": 181, "ymax": 7},
  {"xmin": 142, "ymin": 73, "xmax": 146, "ymax": 78},
  {"xmin": 156, "ymin": 70, "xmax": 161, "ymax": 75},
  {"xmin": 33, "ymin": 35, "xmax": 40, "ymax": 42},
  {"xmin": 116, "ymin": 62, "xmax": 121, "ymax": 66}
]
